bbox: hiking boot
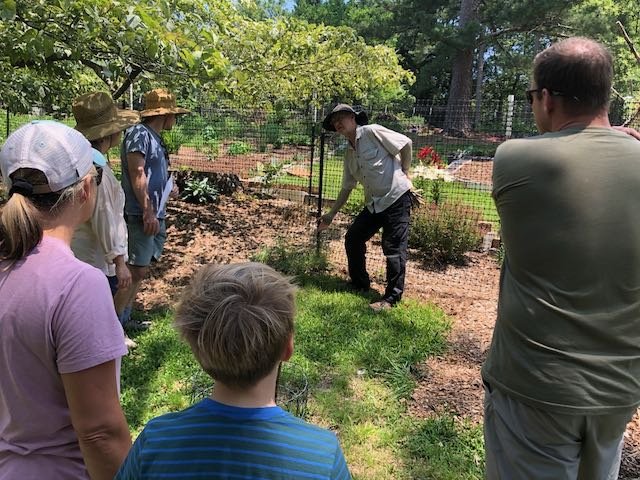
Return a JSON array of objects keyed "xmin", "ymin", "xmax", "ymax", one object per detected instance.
[{"xmin": 124, "ymin": 318, "xmax": 151, "ymax": 332}]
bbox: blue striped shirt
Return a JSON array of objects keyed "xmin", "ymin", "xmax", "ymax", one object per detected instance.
[{"xmin": 116, "ymin": 399, "xmax": 351, "ymax": 479}]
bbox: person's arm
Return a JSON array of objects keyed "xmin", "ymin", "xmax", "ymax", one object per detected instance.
[
  {"xmin": 400, "ymin": 141, "xmax": 413, "ymax": 178},
  {"xmin": 61, "ymin": 361, "xmax": 132, "ymax": 480},
  {"xmin": 127, "ymin": 152, "xmax": 160, "ymax": 236},
  {"xmin": 113, "ymin": 255, "xmax": 132, "ymax": 290},
  {"xmin": 317, "ymin": 186, "xmax": 353, "ymax": 232}
]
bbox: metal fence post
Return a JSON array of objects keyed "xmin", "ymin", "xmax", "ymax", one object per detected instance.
[
  {"xmin": 317, "ymin": 132, "xmax": 325, "ymax": 219},
  {"xmin": 308, "ymin": 117, "xmax": 316, "ymax": 196},
  {"xmin": 505, "ymin": 94, "xmax": 515, "ymax": 139}
]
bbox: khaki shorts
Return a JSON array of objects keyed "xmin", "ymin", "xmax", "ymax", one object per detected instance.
[
  {"xmin": 483, "ymin": 378, "xmax": 635, "ymax": 480},
  {"xmin": 126, "ymin": 215, "xmax": 167, "ymax": 267}
]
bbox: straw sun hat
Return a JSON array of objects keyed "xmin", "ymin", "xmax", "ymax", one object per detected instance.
[
  {"xmin": 73, "ymin": 92, "xmax": 140, "ymax": 141},
  {"xmin": 140, "ymin": 89, "xmax": 191, "ymax": 117}
]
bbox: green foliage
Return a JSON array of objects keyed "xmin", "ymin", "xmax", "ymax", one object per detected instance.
[
  {"xmin": 259, "ymin": 118, "xmax": 283, "ymax": 151},
  {"xmin": 403, "ymin": 415, "xmax": 485, "ymax": 479},
  {"xmin": 495, "ymin": 242, "xmax": 505, "ymax": 267},
  {"xmin": 429, "ymin": 177, "xmax": 445, "ymax": 205},
  {"xmin": 180, "ymin": 176, "xmax": 219, "ymax": 204},
  {"xmin": 409, "ymin": 203, "xmax": 483, "ymax": 264},
  {"xmin": 227, "ymin": 141, "xmax": 253, "ymax": 155},
  {"xmin": 0, "ymin": 0, "xmax": 230, "ymax": 112},
  {"xmin": 251, "ymin": 238, "xmax": 328, "ymax": 277},
  {"xmin": 161, "ymin": 126, "xmax": 188, "ymax": 154}
]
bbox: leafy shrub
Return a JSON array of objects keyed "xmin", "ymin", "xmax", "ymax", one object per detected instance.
[
  {"xmin": 162, "ymin": 126, "xmax": 187, "ymax": 154},
  {"xmin": 282, "ymin": 133, "xmax": 309, "ymax": 146},
  {"xmin": 260, "ymin": 120, "xmax": 283, "ymax": 149},
  {"xmin": 210, "ymin": 173, "xmax": 242, "ymax": 195},
  {"xmin": 228, "ymin": 141, "xmax": 252, "ymax": 155},
  {"xmin": 429, "ymin": 177, "xmax": 445, "ymax": 205},
  {"xmin": 181, "ymin": 176, "xmax": 219, "ymax": 204},
  {"xmin": 409, "ymin": 203, "xmax": 483, "ymax": 264},
  {"xmin": 175, "ymin": 169, "xmax": 242, "ymax": 197},
  {"xmin": 251, "ymin": 238, "xmax": 328, "ymax": 277}
]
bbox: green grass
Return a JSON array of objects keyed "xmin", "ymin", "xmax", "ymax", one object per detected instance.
[
  {"xmin": 414, "ymin": 177, "xmax": 498, "ymax": 227},
  {"xmin": 120, "ymin": 274, "xmax": 485, "ymax": 479}
]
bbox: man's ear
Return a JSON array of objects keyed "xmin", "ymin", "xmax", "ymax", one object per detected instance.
[
  {"xmin": 281, "ymin": 334, "xmax": 294, "ymax": 362},
  {"xmin": 542, "ymin": 88, "xmax": 555, "ymax": 114}
]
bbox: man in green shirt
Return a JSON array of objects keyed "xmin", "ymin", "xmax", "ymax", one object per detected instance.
[{"xmin": 482, "ymin": 37, "xmax": 640, "ymax": 479}]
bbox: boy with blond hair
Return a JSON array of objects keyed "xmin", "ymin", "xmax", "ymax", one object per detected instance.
[{"xmin": 116, "ymin": 262, "xmax": 351, "ymax": 479}]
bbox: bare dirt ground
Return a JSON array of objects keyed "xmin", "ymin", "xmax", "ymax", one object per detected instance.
[{"xmin": 137, "ymin": 194, "xmax": 640, "ymax": 478}]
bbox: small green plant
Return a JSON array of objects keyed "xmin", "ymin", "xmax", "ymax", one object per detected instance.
[
  {"xmin": 262, "ymin": 162, "xmax": 284, "ymax": 188},
  {"xmin": 409, "ymin": 203, "xmax": 483, "ymax": 264},
  {"xmin": 181, "ymin": 176, "xmax": 219, "ymax": 204},
  {"xmin": 162, "ymin": 126, "xmax": 187, "ymax": 154},
  {"xmin": 430, "ymin": 177, "xmax": 445, "ymax": 205},
  {"xmin": 251, "ymin": 238, "xmax": 328, "ymax": 277},
  {"xmin": 228, "ymin": 141, "xmax": 252, "ymax": 155},
  {"xmin": 495, "ymin": 242, "xmax": 505, "ymax": 267}
]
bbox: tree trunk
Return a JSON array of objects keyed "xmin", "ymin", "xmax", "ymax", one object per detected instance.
[
  {"xmin": 473, "ymin": 41, "xmax": 486, "ymax": 131},
  {"xmin": 444, "ymin": 0, "xmax": 480, "ymax": 136}
]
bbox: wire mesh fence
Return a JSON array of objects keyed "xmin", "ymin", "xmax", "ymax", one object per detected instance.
[{"xmin": 2, "ymin": 98, "xmax": 639, "ymax": 298}]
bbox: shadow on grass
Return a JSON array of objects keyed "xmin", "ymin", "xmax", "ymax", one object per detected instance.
[
  {"xmin": 120, "ymin": 308, "xmax": 193, "ymax": 430},
  {"xmin": 399, "ymin": 415, "xmax": 485, "ymax": 480}
]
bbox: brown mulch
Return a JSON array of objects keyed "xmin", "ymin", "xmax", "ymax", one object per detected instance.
[{"xmin": 453, "ymin": 160, "xmax": 493, "ymax": 185}]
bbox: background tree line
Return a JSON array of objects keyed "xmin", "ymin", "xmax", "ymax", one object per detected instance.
[{"xmin": 1, "ymin": 0, "xmax": 638, "ymax": 134}]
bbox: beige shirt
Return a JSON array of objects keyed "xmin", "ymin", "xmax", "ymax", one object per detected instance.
[
  {"xmin": 341, "ymin": 124, "xmax": 412, "ymax": 213},
  {"xmin": 71, "ymin": 164, "xmax": 128, "ymax": 276}
]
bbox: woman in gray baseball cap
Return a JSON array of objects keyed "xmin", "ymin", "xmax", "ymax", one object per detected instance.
[{"xmin": 0, "ymin": 121, "xmax": 131, "ymax": 479}]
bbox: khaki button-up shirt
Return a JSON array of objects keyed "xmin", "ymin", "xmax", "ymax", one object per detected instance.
[{"xmin": 341, "ymin": 124, "xmax": 412, "ymax": 213}]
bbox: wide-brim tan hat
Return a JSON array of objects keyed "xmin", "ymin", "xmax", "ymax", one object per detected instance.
[
  {"xmin": 322, "ymin": 103, "xmax": 368, "ymax": 131},
  {"xmin": 73, "ymin": 91, "xmax": 140, "ymax": 141},
  {"xmin": 140, "ymin": 88, "xmax": 191, "ymax": 117}
]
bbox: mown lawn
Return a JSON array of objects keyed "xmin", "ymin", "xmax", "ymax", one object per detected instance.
[{"xmin": 121, "ymin": 273, "xmax": 485, "ymax": 479}]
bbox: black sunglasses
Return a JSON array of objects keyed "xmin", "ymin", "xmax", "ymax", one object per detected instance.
[
  {"xmin": 95, "ymin": 166, "xmax": 103, "ymax": 187},
  {"xmin": 526, "ymin": 88, "xmax": 579, "ymax": 105}
]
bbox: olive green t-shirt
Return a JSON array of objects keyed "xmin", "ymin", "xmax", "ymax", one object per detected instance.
[{"xmin": 482, "ymin": 127, "xmax": 640, "ymax": 414}]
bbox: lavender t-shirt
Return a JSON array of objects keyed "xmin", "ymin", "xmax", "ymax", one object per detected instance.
[{"xmin": 0, "ymin": 236, "xmax": 127, "ymax": 479}]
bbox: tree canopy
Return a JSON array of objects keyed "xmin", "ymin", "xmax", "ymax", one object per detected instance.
[{"xmin": 0, "ymin": 0, "xmax": 413, "ymax": 112}]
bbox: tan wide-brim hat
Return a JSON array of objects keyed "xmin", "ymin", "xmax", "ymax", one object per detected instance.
[
  {"xmin": 322, "ymin": 103, "xmax": 368, "ymax": 131},
  {"xmin": 140, "ymin": 89, "xmax": 191, "ymax": 117},
  {"xmin": 73, "ymin": 91, "xmax": 140, "ymax": 141}
]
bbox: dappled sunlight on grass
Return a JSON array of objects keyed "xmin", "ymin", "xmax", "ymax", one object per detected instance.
[{"xmin": 119, "ymin": 279, "xmax": 484, "ymax": 478}]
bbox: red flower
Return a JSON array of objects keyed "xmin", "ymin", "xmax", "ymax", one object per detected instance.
[
  {"xmin": 418, "ymin": 146, "xmax": 433, "ymax": 160},
  {"xmin": 418, "ymin": 146, "xmax": 445, "ymax": 168}
]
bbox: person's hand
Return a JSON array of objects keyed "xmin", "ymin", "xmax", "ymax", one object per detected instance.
[
  {"xmin": 613, "ymin": 125, "xmax": 640, "ymax": 141},
  {"xmin": 317, "ymin": 213, "xmax": 334, "ymax": 232},
  {"xmin": 115, "ymin": 262, "xmax": 132, "ymax": 290},
  {"xmin": 142, "ymin": 208, "xmax": 160, "ymax": 236}
]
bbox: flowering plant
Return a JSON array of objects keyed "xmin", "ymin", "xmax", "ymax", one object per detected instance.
[{"xmin": 417, "ymin": 146, "xmax": 445, "ymax": 168}]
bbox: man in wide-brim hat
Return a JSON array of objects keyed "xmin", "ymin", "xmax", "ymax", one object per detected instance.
[
  {"xmin": 116, "ymin": 88, "xmax": 190, "ymax": 329},
  {"xmin": 317, "ymin": 103, "xmax": 414, "ymax": 313}
]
